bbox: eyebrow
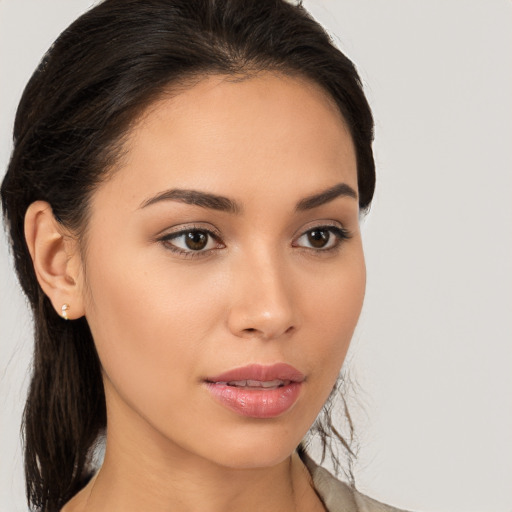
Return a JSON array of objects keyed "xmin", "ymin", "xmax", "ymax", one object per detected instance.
[
  {"xmin": 140, "ymin": 188, "xmax": 242, "ymax": 214},
  {"xmin": 139, "ymin": 182, "xmax": 357, "ymax": 213},
  {"xmin": 295, "ymin": 183, "xmax": 357, "ymax": 211}
]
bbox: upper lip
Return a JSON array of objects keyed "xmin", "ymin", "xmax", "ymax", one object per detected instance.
[{"xmin": 206, "ymin": 363, "xmax": 305, "ymax": 383}]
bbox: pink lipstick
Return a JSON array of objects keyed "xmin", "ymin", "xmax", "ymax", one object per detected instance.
[{"xmin": 205, "ymin": 363, "xmax": 304, "ymax": 418}]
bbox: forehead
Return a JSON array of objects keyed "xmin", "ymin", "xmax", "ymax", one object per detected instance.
[{"xmin": 93, "ymin": 72, "xmax": 357, "ymax": 212}]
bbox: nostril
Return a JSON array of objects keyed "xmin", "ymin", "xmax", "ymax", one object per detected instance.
[{"xmin": 240, "ymin": 325, "xmax": 295, "ymax": 339}]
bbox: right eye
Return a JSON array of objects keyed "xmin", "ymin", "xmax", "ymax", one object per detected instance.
[{"xmin": 160, "ymin": 228, "xmax": 224, "ymax": 256}]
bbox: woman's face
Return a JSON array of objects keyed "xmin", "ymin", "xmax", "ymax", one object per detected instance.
[{"xmin": 80, "ymin": 72, "xmax": 365, "ymax": 468}]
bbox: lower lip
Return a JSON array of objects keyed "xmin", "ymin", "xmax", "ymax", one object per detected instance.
[{"xmin": 205, "ymin": 382, "xmax": 302, "ymax": 418}]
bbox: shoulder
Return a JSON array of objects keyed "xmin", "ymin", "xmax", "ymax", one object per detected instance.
[
  {"xmin": 352, "ymin": 490, "xmax": 411, "ymax": 512},
  {"xmin": 301, "ymin": 453, "xmax": 411, "ymax": 512}
]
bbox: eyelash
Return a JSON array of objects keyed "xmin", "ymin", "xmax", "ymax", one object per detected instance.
[
  {"xmin": 158, "ymin": 224, "xmax": 351, "ymax": 259},
  {"xmin": 292, "ymin": 225, "xmax": 351, "ymax": 254},
  {"xmin": 159, "ymin": 225, "xmax": 224, "ymax": 259}
]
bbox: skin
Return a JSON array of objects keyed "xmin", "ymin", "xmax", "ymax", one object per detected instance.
[{"xmin": 25, "ymin": 72, "xmax": 365, "ymax": 512}]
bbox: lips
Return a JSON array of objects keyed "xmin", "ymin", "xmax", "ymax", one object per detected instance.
[
  {"xmin": 218, "ymin": 379, "xmax": 290, "ymax": 389},
  {"xmin": 207, "ymin": 363, "xmax": 305, "ymax": 384},
  {"xmin": 205, "ymin": 363, "xmax": 305, "ymax": 418}
]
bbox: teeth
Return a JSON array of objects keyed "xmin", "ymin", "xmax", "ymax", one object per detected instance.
[
  {"xmin": 247, "ymin": 379, "xmax": 280, "ymax": 388},
  {"xmin": 228, "ymin": 380, "xmax": 247, "ymax": 387},
  {"xmin": 221, "ymin": 379, "xmax": 290, "ymax": 388}
]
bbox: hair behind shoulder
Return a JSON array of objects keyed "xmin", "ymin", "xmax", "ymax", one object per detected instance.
[{"xmin": 1, "ymin": 1, "xmax": 374, "ymax": 510}]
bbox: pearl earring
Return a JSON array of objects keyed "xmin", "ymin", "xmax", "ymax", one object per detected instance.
[{"xmin": 61, "ymin": 304, "xmax": 70, "ymax": 320}]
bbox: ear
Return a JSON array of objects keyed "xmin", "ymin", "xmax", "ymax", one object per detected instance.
[{"xmin": 24, "ymin": 201, "xmax": 85, "ymax": 320}]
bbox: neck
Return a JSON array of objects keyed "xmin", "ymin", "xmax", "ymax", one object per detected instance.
[
  {"xmin": 62, "ymin": 398, "xmax": 324, "ymax": 512},
  {"xmin": 68, "ymin": 448, "xmax": 318, "ymax": 512}
]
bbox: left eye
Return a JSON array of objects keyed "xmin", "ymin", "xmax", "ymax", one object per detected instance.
[
  {"xmin": 162, "ymin": 229, "xmax": 221, "ymax": 252},
  {"xmin": 294, "ymin": 226, "xmax": 349, "ymax": 250}
]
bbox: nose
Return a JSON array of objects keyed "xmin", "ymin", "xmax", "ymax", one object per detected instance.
[{"xmin": 226, "ymin": 250, "xmax": 298, "ymax": 341}]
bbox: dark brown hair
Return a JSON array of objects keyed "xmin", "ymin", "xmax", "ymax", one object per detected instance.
[{"xmin": 1, "ymin": 0, "xmax": 375, "ymax": 510}]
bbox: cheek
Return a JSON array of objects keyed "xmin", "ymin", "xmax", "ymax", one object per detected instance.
[
  {"xmin": 81, "ymin": 241, "xmax": 224, "ymax": 414},
  {"xmin": 299, "ymin": 246, "xmax": 366, "ymax": 383},
  {"xmin": 79, "ymin": 228, "xmax": 365, "ymax": 463}
]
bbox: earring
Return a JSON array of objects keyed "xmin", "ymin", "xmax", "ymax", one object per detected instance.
[{"xmin": 61, "ymin": 303, "xmax": 70, "ymax": 320}]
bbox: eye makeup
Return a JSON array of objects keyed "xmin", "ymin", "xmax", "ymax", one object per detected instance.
[{"xmin": 156, "ymin": 220, "xmax": 352, "ymax": 260}]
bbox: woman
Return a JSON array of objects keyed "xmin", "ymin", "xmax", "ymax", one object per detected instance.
[{"xmin": 1, "ymin": 0, "xmax": 405, "ymax": 511}]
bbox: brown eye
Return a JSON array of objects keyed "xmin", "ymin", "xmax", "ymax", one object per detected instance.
[
  {"xmin": 294, "ymin": 225, "xmax": 350, "ymax": 251},
  {"xmin": 184, "ymin": 230, "xmax": 208, "ymax": 250},
  {"xmin": 161, "ymin": 228, "xmax": 222, "ymax": 254},
  {"xmin": 307, "ymin": 229, "xmax": 330, "ymax": 248}
]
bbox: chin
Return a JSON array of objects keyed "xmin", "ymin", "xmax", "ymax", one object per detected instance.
[
  {"xmin": 212, "ymin": 445, "xmax": 296, "ymax": 470},
  {"xmin": 191, "ymin": 422, "xmax": 306, "ymax": 470}
]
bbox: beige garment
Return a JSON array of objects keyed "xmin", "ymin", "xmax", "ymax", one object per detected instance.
[{"xmin": 303, "ymin": 454, "xmax": 410, "ymax": 512}]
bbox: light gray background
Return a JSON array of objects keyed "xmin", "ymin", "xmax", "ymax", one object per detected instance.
[{"xmin": 1, "ymin": 1, "xmax": 511, "ymax": 511}]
